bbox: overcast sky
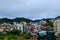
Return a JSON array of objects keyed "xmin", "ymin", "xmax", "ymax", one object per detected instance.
[{"xmin": 0, "ymin": 0, "xmax": 60, "ymax": 20}]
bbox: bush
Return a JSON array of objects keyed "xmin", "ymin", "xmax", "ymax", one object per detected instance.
[
  {"xmin": 7, "ymin": 30, "xmax": 22, "ymax": 36},
  {"xmin": 0, "ymin": 34, "xmax": 5, "ymax": 40},
  {"xmin": 24, "ymin": 33, "xmax": 31, "ymax": 39},
  {"xmin": 6, "ymin": 30, "xmax": 22, "ymax": 40},
  {"xmin": 7, "ymin": 34, "xmax": 18, "ymax": 40}
]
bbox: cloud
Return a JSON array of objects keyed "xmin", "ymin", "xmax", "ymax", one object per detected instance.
[{"xmin": 0, "ymin": 0, "xmax": 60, "ymax": 19}]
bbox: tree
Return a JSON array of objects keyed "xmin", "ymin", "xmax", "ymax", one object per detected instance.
[{"xmin": 7, "ymin": 30, "xmax": 22, "ymax": 35}]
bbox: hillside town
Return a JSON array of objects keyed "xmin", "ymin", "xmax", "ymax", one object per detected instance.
[{"xmin": 0, "ymin": 16, "xmax": 60, "ymax": 40}]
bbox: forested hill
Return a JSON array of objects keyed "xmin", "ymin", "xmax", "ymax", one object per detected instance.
[
  {"xmin": 0, "ymin": 16, "xmax": 60, "ymax": 24},
  {"xmin": 0, "ymin": 17, "xmax": 33, "ymax": 24}
]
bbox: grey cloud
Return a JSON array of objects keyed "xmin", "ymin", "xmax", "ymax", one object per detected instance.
[{"xmin": 0, "ymin": 0, "xmax": 60, "ymax": 19}]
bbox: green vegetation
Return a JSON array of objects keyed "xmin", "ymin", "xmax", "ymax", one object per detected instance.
[
  {"xmin": 0, "ymin": 34, "xmax": 5, "ymax": 40},
  {"xmin": 0, "ymin": 30, "xmax": 32, "ymax": 40},
  {"xmin": 24, "ymin": 32, "xmax": 31, "ymax": 39},
  {"xmin": 0, "ymin": 30, "xmax": 22, "ymax": 40},
  {"xmin": 7, "ymin": 34, "xmax": 18, "ymax": 40},
  {"xmin": 6, "ymin": 30, "xmax": 22, "ymax": 40},
  {"xmin": 0, "ymin": 17, "xmax": 33, "ymax": 24},
  {"xmin": 44, "ymin": 22, "xmax": 53, "ymax": 27},
  {"xmin": 7, "ymin": 30, "xmax": 22, "ymax": 35}
]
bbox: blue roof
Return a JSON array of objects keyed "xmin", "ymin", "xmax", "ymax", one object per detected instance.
[
  {"xmin": 47, "ymin": 30, "xmax": 56, "ymax": 33},
  {"xmin": 38, "ymin": 30, "xmax": 46, "ymax": 34},
  {"xmin": 38, "ymin": 30, "xmax": 47, "ymax": 35}
]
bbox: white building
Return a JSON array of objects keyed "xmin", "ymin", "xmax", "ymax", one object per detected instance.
[
  {"xmin": 13, "ymin": 22, "xmax": 30, "ymax": 33},
  {"xmin": 13, "ymin": 22, "xmax": 23, "ymax": 33},
  {"xmin": 17, "ymin": 23, "xmax": 23, "ymax": 32},
  {"xmin": 40, "ymin": 20, "xmax": 47, "ymax": 25}
]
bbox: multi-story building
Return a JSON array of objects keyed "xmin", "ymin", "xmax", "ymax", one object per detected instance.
[
  {"xmin": 12, "ymin": 22, "xmax": 24, "ymax": 33},
  {"xmin": 53, "ymin": 18, "xmax": 60, "ymax": 34},
  {"xmin": 12, "ymin": 22, "xmax": 30, "ymax": 33}
]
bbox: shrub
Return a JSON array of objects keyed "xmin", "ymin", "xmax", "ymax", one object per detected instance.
[
  {"xmin": 7, "ymin": 30, "xmax": 22, "ymax": 36},
  {"xmin": 0, "ymin": 34, "xmax": 5, "ymax": 40},
  {"xmin": 24, "ymin": 33, "xmax": 31, "ymax": 39},
  {"xmin": 8, "ymin": 35, "xmax": 18, "ymax": 40},
  {"xmin": 6, "ymin": 30, "xmax": 22, "ymax": 40}
]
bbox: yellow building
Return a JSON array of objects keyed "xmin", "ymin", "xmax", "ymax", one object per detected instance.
[
  {"xmin": 53, "ymin": 19, "xmax": 60, "ymax": 34},
  {"xmin": 21, "ymin": 21, "xmax": 27, "ymax": 25}
]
